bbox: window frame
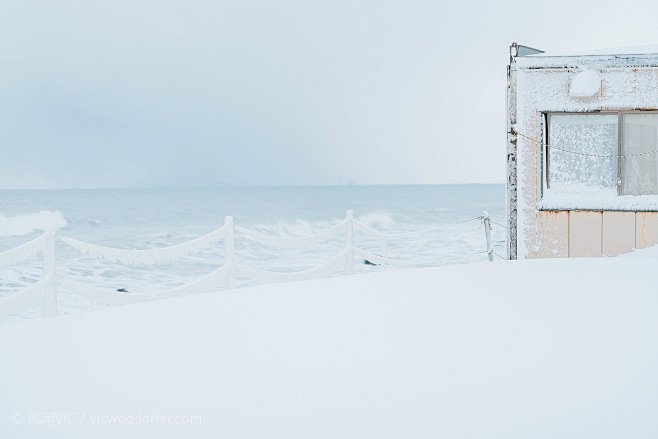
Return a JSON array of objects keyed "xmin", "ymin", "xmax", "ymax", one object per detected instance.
[{"xmin": 544, "ymin": 110, "xmax": 658, "ymax": 197}]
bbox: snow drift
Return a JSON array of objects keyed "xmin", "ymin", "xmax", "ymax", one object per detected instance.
[{"xmin": 1, "ymin": 258, "xmax": 657, "ymax": 438}]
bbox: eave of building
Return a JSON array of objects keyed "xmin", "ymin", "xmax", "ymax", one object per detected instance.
[{"xmin": 514, "ymin": 46, "xmax": 658, "ymax": 69}]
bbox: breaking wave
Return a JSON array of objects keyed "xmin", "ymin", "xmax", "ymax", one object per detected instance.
[{"xmin": 0, "ymin": 211, "xmax": 67, "ymax": 237}]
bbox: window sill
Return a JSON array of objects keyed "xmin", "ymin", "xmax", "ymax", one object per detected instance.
[{"xmin": 540, "ymin": 187, "xmax": 658, "ymax": 211}]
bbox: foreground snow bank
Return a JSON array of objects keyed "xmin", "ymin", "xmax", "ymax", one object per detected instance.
[{"xmin": 1, "ymin": 258, "xmax": 658, "ymax": 439}]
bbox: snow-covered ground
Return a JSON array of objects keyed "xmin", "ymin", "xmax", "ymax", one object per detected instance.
[{"xmin": 1, "ymin": 256, "xmax": 658, "ymax": 438}]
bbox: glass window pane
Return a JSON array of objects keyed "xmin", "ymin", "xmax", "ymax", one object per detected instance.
[
  {"xmin": 621, "ymin": 114, "xmax": 658, "ymax": 195},
  {"xmin": 548, "ymin": 114, "xmax": 617, "ymax": 190}
]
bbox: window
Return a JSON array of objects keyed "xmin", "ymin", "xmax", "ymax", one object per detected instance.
[
  {"xmin": 621, "ymin": 113, "xmax": 658, "ymax": 195},
  {"xmin": 546, "ymin": 112, "xmax": 658, "ymax": 196}
]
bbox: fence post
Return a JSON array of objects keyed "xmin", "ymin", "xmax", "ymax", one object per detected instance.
[
  {"xmin": 482, "ymin": 211, "xmax": 494, "ymax": 262},
  {"xmin": 345, "ymin": 210, "xmax": 354, "ymax": 274},
  {"xmin": 224, "ymin": 216, "xmax": 236, "ymax": 288},
  {"xmin": 42, "ymin": 231, "xmax": 58, "ymax": 317}
]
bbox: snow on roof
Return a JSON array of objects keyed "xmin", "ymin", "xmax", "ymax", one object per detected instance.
[
  {"xmin": 524, "ymin": 45, "xmax": 658, "ymax": 58},
  {"xmin": 513, "ymin": 44, "xmax": 658, "ymax": 68}
]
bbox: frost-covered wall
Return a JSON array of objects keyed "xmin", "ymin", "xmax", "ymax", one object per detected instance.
[{"xmin": 508, "ymin": 52, "xmax": 658, "ymax": 259}]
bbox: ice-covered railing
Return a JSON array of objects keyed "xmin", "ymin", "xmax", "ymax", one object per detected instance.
[
  {"xmin": 59, "ymin": 226, "xmax": 227, "ymax": 265},
  {"xmin": 56, "ymin": 217, "xmax": 235, "ymax": 307},
  {"xmin": 0, "ymin": 232, "xmax": 57, "ymax": 318},
  {"xmin": 234, "ymin": 213, "xmax": 352, "ymax": 281},
  {"xmin": 351, "ymin": 213, "xmax": 497, "ymax": 265},
  {"xmin": 0, "ymin": 211, "xmax": 504, "ymax": 319}
]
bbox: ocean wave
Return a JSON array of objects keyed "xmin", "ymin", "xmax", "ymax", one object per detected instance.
[
  {"xmin": 250, "ymin": 219, "xmax": 338, "ymax": 237},
  {"xmin": 355, "ymin": 211, "xmax": 394, "ymax": 229},
  {"xmin": 0, "ymin": 211, "xmax": 67, "ymax": 237},
  {"xmin": 0, "ymin": 185, "xmax": 507, "ymax": 321}
]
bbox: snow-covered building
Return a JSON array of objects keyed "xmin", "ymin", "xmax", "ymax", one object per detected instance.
[{"xmin": 507, "ymin": 43, "xmax": 658, "ymax": 259}]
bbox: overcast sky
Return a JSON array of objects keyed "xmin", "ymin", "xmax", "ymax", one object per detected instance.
[{"xmin": 2, "ymin": 0, "xmax": 658, "ymax": 189}]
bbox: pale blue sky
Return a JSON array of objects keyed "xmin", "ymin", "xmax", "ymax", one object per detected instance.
[{"xmin": 2, "ymin": 0, "xmax": 658, "ymax": 189}]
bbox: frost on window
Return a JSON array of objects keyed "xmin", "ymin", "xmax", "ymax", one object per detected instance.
[
  {"xmin": 621, "ymin": 114, "xmax": 658, "ymax": 195},
  {"xmin": 548, "ymin": 114, "xmax": 617, "ymax": 190}
]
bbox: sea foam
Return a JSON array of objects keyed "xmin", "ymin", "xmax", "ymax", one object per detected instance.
[{"xmin": 0, "ymin": 211, "xmax": 67, "ymax": 237}]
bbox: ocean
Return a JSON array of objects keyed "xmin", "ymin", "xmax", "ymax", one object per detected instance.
[{"xmin": 0, "ymin": 184, "xmax": 506, "ymax": 319}]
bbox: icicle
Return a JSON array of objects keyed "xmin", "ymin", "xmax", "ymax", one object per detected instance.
[
  {"xmin": 160, "ymin": 263, "xmax": 230, "ymax": 297},
  {"xmin": 0, "ymin": 233, "xmax": 48, "ymax": 268},
  {"xmin": 0, "ymin": 279, "xmax": 49, "ymax": 317},
  {"xmin": 59, "ymin": 262, "xmax": 231, "ymax": 306},
  {"xmin": 234, "ymin": 219, "xmax": 347, "ymax": 249},
  {"xmin": 236, "ymin": 249, "xmax": 348, "ymax": 284},
  {"xmin": 352, "ymin": 219, "xmax": 387, "ymax": 241},
  {"xmin": 59, "ymin": 226, "xmax": 226, "ymax": 265},
  {"xmin": 353, "ymin": 216, "xmax": 482, "ymax": 240}
]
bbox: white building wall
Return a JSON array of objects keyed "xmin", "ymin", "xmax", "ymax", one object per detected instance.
[{"xmin": 510, "ymin": 53, "xmax": 658, "ymax": 258}]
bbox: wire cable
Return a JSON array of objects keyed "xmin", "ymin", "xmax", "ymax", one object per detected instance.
[{"xmin": 514, "ymin": 130, "xmax": 658, "ymax": 159}]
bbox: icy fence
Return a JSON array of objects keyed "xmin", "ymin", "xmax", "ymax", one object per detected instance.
[
  {"xmin": 0, "ymin": 211, "xmax": 504, "ymax": 319},
  {"xmin": 0, "ymin": 232, "xmax": 57, "ymax": 318}
]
